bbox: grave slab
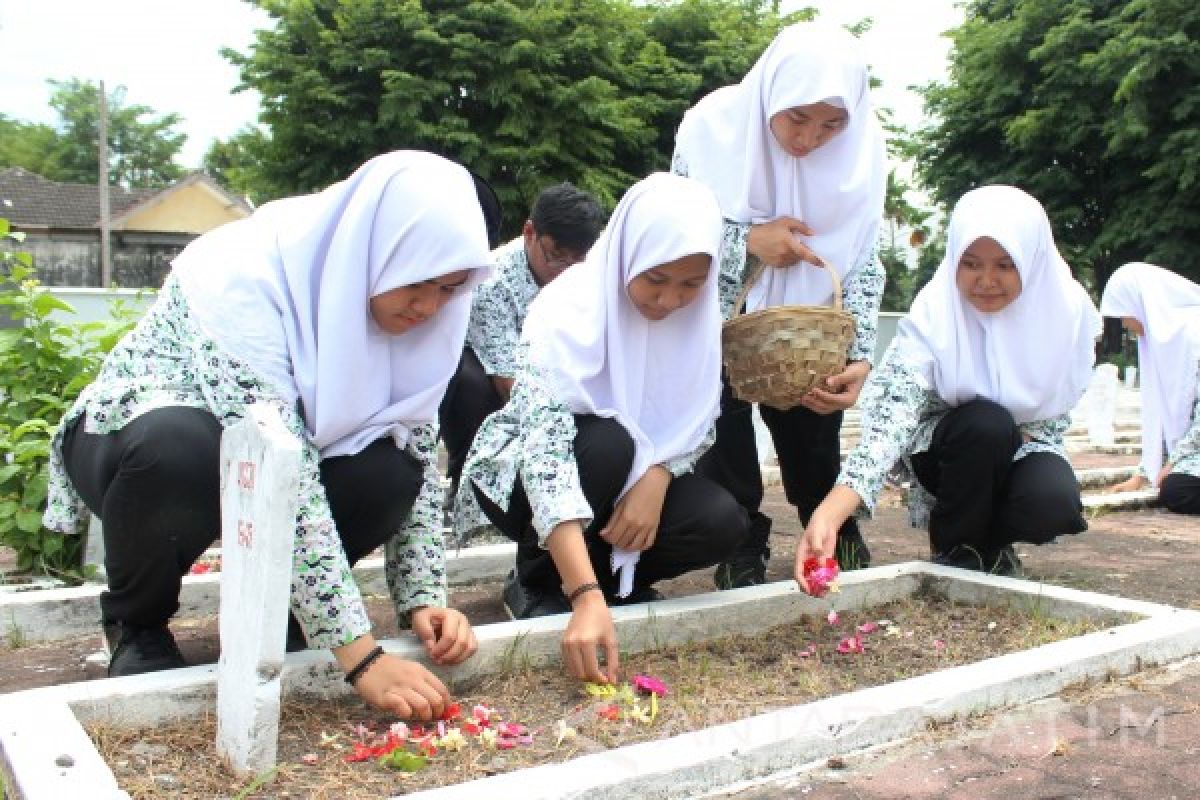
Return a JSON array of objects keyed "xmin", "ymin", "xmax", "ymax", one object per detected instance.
[{"xmin": 4, "ymin": 563, "xmax": 1200, "ymax": 799}]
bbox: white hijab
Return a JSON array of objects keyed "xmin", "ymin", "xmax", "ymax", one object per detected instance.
[
  {"xmin": 674, "ymin": 22, "xmax": 887, "ymax": 311},
  {"xmin": 174, "ymin": 151, "xmax": 492, "ymax": 458},
  {"xmin": 1100, "ymin": 263, "xmax": 1200, "ymax": 484},
  {"xmin": 520, "ymin": 173, "xmax": 724, "ymax": 596},
  {"xmin": 892, "ymin": 185, "xmax": 1102, "ymax": 424}
]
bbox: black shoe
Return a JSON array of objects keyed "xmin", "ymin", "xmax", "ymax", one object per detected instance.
[
  {"xmin": 988, "ymin": 545, "xmax": 1023, "ymax": 577},
  {"xmin": 932, "ymin": 544, "xmax": 1021, "ymax": 576},
  {"xmin": 107, "ymin": 624, "xmax": 187, "ymax": 677},
  {"xmin": 836, "ymin": 528, "xmax": 872, "ymax": 570},
  {"xmin": 931, "ymin": 544, "xmax": 988, "ymax": 571},
  {"xmin": 285, "ymin": 612, "xmax": 308, "ymax": 653},
  {"xmin": 502, "ymin": 570, "xmax": 570, "ymax": 619},
  {"xmin": 609, "ymin": 586, "xmax": 664, "ymax": 606},
  {"xmin": 714, "ymin": 548, "xmax": 769, "ymax": 589}
]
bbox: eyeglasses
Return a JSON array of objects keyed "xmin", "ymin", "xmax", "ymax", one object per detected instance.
[{"xmin": 536, "ymin": 236, "xmax": 576, "ymax": 271}]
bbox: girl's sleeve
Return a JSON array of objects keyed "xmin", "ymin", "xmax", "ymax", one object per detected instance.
[
  {"xmin": 662, "ymin": 423, "xmax": 717, "ymax": 477},
  {"xmin": 1016, "ymin": 414, "xmax": 1071, "ymax": 462},
  {"xmin": 716, "ymin": 221, "xmax": 754, "ymax": 321},
  {"xmin": 837, "ymin": 350, "xmax": 928, "ymax": 515},
  {"xmin": 285, "ymin": 416, "xmax": 373, "ymax": 649},
  {"xmin": 385, "ymin": 422, "xmax": 448, "ymax": 626},
  {"xmin": 1167, "ymin": 386, "xmax": 1200, "ymax": 467},
  {"xmin": 467, "ymin": 280, "xmax": 521, "ymax": 378},
  {"xmin": 515, "ymin": 365, "xmax": 594, "ymax": 544},
  {"xmin": 841, "ymin": 233, "xmax": 885, "ymax": 364}
]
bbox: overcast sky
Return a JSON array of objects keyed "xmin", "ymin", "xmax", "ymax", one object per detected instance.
[{"xmin": 0, "ymin": 0, "xmax": 963, "ymax": 169}]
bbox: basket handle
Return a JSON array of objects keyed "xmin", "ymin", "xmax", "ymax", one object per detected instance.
[{"xmin": 731, "ymin": 257, "xmax": 844, "ymax": 315}]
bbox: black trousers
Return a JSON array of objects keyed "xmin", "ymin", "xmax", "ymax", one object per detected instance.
[
  {"xmin": 696, "ymin": 379, "xmax": 858, "ymax": 556},
  {"xmin": 61, "ymin": 406, "xmax": 424, "ymax": 628},
  {"xmin": 439, "ymin": 347, "xmax": 506, "ymax": 488},
  {"xmin": 909, "ymin": 399, "xmax": 1087, "ymax": 554},
  {"xmin": 1161, "ymin": 472, "xmax": 1200, "ymax": 515},
  {"xmin": 474, "ymin": 415, "xmax": 748, "ymax": 595}
]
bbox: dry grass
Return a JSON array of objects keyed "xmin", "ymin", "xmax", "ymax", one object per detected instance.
[{"xmin": 88, "ymin": 591, "xmax": 1114, "ymax": 799}]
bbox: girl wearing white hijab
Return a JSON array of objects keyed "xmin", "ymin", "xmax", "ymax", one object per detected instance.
[
  {"xmin": 456, "ymin": 173, "xmax": 747, "ymax": 684},
  {"xmin": 796, "ymin": 186, "xmax": 1102, "ymax": 590},
  {"xmin": 1101, "ymin": 263, "xmax": 1200, "ymax": 513},
  {"xmin": 45, "ymin": 152, "xmax": 494, "ymax": 718},
  {"xmin": 672, "ymin": 22, "xmax": 888, "ymax": 589}
]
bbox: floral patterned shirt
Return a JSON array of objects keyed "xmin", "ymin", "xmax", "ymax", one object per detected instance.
[
  {"xmin": 466, "ymin": 238, "xmax": 540, "ymax": 377},
  {"xmin": 671, "ymin": 151, "xmax": 885, "ymax": 364},
  {"xmin": 1158, "ymin": 359, "xmax": 1200, "ymax": 479},
  {"xmin": 454, "ymin": 347, "xmax": 716, "ymax": 545},
  {"xmin": 839, "ymin": 342, "xmax": 1072, "ymax": 529},
  {"xmin": 43, "ymin": 277, "xmax": 447, "ymax": 649}
]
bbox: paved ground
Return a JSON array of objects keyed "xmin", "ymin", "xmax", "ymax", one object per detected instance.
[{"xmin": 4, "ymin": 446, "xmax": 1200, "ymax": 798}]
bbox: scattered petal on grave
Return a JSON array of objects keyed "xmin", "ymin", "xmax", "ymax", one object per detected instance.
[
  {"xmin": 554, "ymin": 719, "xmax": 577, "ymax": 747},
  {"xmin": 300, "ymin": 753, "xmax": 319, "ymax": 766},
  {"xmin": 836, "ymin": 635, "xmax": 865, "ymax": 654},
  {"xmin": 632, "ymin": 674, "xmax": 669, "ymax": 697},
  {"xmin": 827, "ymin": 610, "xmax": 841, "ymax": 626}
]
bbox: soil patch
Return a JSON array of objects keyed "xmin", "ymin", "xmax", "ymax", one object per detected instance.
[{"xmin": 88, "ymin": 592, "xmax": 1112, "ymax": 799}]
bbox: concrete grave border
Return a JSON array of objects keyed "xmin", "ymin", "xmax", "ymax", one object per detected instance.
[
  {"xmin": 5, "ymin": 562, "xmax": 1200, "ymax": 799},
  {"xmin": 0, "ymin": 542, "xmax": 517, "ymax": 645}
]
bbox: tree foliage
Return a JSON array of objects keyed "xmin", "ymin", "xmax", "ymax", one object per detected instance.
[
  {"xmin": 912, "ymin": 0, "xmax": 1200, "ymax": 290},
  {"xmin": 224, "ymin": 0, "xmax": 809, "ymax": 232},
  {"xmin": 0, "ymin": 80, "xmax": 186, "ymax": 188}
]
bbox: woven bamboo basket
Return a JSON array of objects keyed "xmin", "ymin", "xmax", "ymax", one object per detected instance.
[{"xmin": 721, "ymin": 260, "xmax": 856, "ymax": 411}]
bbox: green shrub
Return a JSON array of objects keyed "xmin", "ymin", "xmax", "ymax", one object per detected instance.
[{"xmin": 0, "ymin": 219, "xmax": 138, "ymax": 582}]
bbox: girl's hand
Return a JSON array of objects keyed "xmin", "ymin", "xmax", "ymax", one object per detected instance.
[
  {"xmin": 799, "ymin": 361, "xmax": 870, "ymax": 414},
  {"xmin": 747, "ymin": 216, "xmax": 822, "ymax": 268},
  {"xmin": 411, "ymin": 606, "xmax": 478, "ymax": 666},
  {"xmin": 598, "ymin": 467, "xmax": 670, "ymax": 552},
  {"xmin": 561, "ymin": 590, "xmax": 619, "ymax": 683},
  {"xmin": 1111, "ymin": 473, "xmax": 1150, "ymax": 493},
  {"xmin": 335, "ymin": 635, "xmax": 450, "ymax": 720},
  {"xmin": 794, "ymin": 486, "xmax": 861, "ymax": 594}
]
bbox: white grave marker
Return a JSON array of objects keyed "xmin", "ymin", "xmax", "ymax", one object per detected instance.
[
  {"xmin": 215, "ymin": 405, "xmax": 301, "ymax": 779},
  {"xmin": 1085, "ymin": 364, "xmax": 1120, "ymax": 447}
]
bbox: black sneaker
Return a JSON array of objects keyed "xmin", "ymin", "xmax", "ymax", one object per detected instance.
[
  {"xmin": 931, "ymin": 544, "xmax": 988, "ymax": 571},
  {"xmin": 107, "ymin": 624, "xmax": 187, "ymax": 677},
  {"xmin": 988, "ymin": 545, "xmax": 1023, "ymax": 577},
  {"xmin": 836, "ymin": 528, "xmax": 872, "ymax": 570},
  {"xmin": 714, "ymin": 548, "xmax": 769, "ymax": 589},
  {"xmin": 501, "ymin": 570, "xmax": 571, "ymax": 619},
  {"xmin": 609, "ymin": 586, "xmax": 664, "ymax": 606}
]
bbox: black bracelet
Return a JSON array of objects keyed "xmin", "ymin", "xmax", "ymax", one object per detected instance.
[
  {"xmin": 567, "ymin": 581, "xmax": 602, "ymax": 605},
  {"xmin": 344, "ymin": 645, "xmax": 385, "ymax": 686}
]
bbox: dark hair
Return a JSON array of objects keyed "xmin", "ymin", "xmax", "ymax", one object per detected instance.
[
  {"xmin": 529, "ymin": 183, "xmax": 605, "ymax": 253},
  {"xmin": 469, "ymin": 170, "xmax": 504, "ymax": 248}
]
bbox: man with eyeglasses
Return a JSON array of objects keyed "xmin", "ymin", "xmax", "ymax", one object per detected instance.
[{"xmin": 440, "ymin": 182, "xmax": 605, "ymax": 501}]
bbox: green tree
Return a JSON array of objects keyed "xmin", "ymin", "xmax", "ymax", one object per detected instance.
[
  {"xmin": 1, "ymin": 81, "xmax": 186, "ymax": 188},
  {"xmin": 224, "ymin": 0, "xmax": 805, "ymax": 231},
  {"xmin": 45, "ymin": 79, "xmax": 187, "ymax": 188},
  {"xmin": 203, "ymin": 127, "xmax": 273, "ymax": 205},
  {"xmin": 912, "ymin": 0, "xmax": 1200, "ymax": 291},
  {"xmin": 0, "ymin": 115, "xmax": 64, "ymax": 179}
]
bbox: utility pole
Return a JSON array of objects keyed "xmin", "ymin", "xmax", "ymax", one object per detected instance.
[{"xmin": 98, "ymin": 79, "xmax": 112, "ymax": 287}]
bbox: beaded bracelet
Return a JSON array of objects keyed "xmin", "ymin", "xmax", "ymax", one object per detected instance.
[
  {"xmin": 567, "ymin": 581, "xmax": 602, "ymax": 605},
  {"xmin": 343, "ymin": 644, "xmax": 385, "ymax": 686}
]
